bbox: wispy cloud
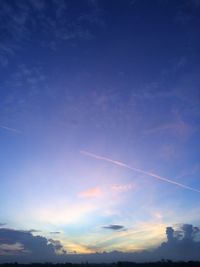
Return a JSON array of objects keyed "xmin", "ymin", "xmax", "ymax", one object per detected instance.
[
  {"xmin": 78, "ymin": 187, "xmax": 103, "ymax": 198},
  {"xmin": 111, "ymin": 183, "xmax": 134, "ymax": 193},
  {"xmin": 0, "ymin": 125, "xmax": 21, "ymax": 134},
  {"xmin": 80, "ymin": 150, "xmax": 200, "ymax": 193},
  {"xmin": 0, "ymin": 0, "xmax": 104, "ymax": 64},
  {"xmin": 144, "ymin": 120, "xmax": 192, "ymax": 139}
]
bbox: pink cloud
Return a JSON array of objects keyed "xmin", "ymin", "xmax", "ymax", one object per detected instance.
[{"xmin": 78, "ymin": 187, "xmax": 103, "ymax": 198}]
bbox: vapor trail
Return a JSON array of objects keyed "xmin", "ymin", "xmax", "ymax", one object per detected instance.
[
  {"xmin": 80, "ymin": 150, "xmax": 200, "ymax": 193},
  {"xmin": 0, "ymin": 125, "xmax": 21, "ymax": 134}
]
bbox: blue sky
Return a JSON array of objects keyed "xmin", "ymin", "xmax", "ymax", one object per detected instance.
[{"xmin": 0, "ymin": 0, "xmax": 200, "ymax": 262}]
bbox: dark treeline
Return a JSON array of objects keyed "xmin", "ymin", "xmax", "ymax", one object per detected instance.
[{"xmin": 0, "ymin": 261, "xmax": 200, "ymax": 267}]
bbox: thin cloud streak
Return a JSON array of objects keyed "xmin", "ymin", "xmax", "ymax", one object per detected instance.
[
  {"xmin": 80, "ymin": 150, "xmax": 200, "ymax": 193},
  {"xmin": 0, "ymin": 125, "xmax": 21, "ymax": 134}
]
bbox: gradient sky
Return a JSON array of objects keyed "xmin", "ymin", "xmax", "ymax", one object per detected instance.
[{"xmin": 0, "ymin": 0, "xmax": 200, "ymax": 261}]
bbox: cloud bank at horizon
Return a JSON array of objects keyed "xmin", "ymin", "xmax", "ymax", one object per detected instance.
[{"xmin": 0, "ymin": 224, "xmax": 200, "ymax": 263}]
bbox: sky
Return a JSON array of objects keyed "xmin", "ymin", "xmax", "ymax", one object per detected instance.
[{"xmin": 0, "ymin": 0, "xmax": 200, "ymax": 263}]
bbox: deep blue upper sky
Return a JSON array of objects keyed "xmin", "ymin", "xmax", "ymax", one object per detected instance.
[{"xmin": 0, "ymin": 0, "xmax": 200, "ymax": 263}]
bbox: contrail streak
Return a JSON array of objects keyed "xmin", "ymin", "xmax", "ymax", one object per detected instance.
[
  {"xmin": 0, "ymin": 125, "xmax": 21, "ymax": 134},
  {"xmin": 80, "ymin": 150, "xmax": 200, "ymax": 193}
]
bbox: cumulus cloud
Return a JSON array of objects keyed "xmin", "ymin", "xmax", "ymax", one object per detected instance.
[
  {"xmin": 154, "ymin": 224, "xmax": 200, "ymax": 261},
  {"xmin": 48, "ymin": 239, "xmax": 66, "ymax": 254},
  {"xmin": 0, "ymin": 228, "xmax": 64, "ymax": 262},
  {"xmin": 87, "ymin": 224, "xmax": 200, "ymax": 262},
  {"xmin": 166, "ymin": 227, "xmax": 174, "ymax": 242},
  {"xmin": 0, "ymin": 224, "xmax": 200, "ymax": 263}
]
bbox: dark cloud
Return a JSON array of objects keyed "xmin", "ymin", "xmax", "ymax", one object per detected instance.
[
  {"xmin": 48, "ymin": 239, "xmax": 66, "ymax": 254},
  {"xmin": 82, "ymin": 225, "xmax": 200, "ymax": 262},
  {"xmin": 0, "ymin": 223, "xmax": 6, "ymax": 227},
  {"xmin": 154, "ymin": 224, "xmax": 200, "ymax": 261},
  {"xmin": 102, "ymin": 225, "xmax": 126, "ymax": 231},
  {"xmin": 0, "ymin": 228, "xmax": 62, "ymax": 262},
  {"xmin": 181, "ymin": 224, "xmax": 200, "ymax": 240},
  {"xmin": 166, "ymin": 227, "xmax": 175, "ymax": 242},
  {"xmin": 0, "ymin": 224, "xmax": 200, "ymax": 263},
  {"xmin": 49, "ymin": 232, "xmax": 61, "ymax": 234}
]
